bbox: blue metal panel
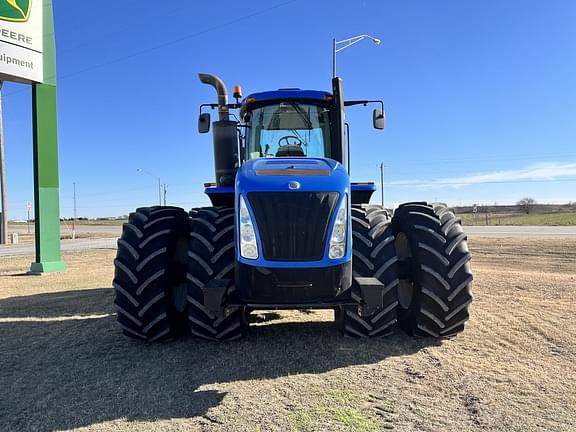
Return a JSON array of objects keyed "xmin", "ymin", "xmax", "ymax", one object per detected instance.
[
  {"xmin": 351, "ymin": 182, "xmax": 376, "ymax": 192},
  {"xmin": 235, "ymin": 157, "xmax": 352, "ymax": 269},
  {"xmin": 204, "ymin": 185, "xmax": 234, "ymax": 195}
]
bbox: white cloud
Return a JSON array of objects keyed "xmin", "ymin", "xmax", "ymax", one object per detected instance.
[{"xmin": 389, "ymin": 162, "xmax": 576, "ymax": 189}]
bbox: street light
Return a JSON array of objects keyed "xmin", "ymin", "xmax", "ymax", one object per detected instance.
[
  {"xmin": 332, "ymin": 34, "xmax": 381, "ymax": 78},
  {"xmin": 137, "ymin": 168, "xmax": 162, "ymax": 206}
]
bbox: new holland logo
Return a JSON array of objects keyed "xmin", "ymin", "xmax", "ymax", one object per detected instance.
[{"xmin": 0, "ymin": 0, "xmax": 30, "ymax": 22}]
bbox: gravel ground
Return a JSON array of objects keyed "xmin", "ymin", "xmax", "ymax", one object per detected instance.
[{"xmin": 0, "ymin": 238, "xmax": 575, "ymax": 432}]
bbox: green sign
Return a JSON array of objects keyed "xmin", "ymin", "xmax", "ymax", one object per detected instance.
[
  {"xmin": 0, "ymin": 0, "xmax": 30, "ymax": 22},
  {"xmin": 0, "ymin": 0, "xmax": 42, "ymax": 83}
]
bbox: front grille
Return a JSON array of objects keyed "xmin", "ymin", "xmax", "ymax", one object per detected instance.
[{"xmin": 247, "ymin": 192, "xmax": 338, "ymax": 261}]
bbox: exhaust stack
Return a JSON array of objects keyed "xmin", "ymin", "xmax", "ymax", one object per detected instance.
[
  {"xmin": 198, "ymin": 73, "xmax": 229, "ymax": 121},
  {"xmin": 198, "ymin": 73, "xmax": 237, "ymax": 187}
]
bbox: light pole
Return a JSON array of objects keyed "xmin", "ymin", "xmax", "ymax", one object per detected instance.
[
  {"xmin": 137, "ymin": 168, "xmax": 162, "ymax": 206},
  {"xmin": 26, "ymin": 201, "xmax": 31, "ymax": 234},
  {"xmin": 332, "ymin": 34, "xmax": 381, "ymax": 78}
]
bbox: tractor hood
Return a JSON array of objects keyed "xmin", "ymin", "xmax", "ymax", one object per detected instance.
[{"xmin": 236, "ymin": 158, "xmax": 350, "ymax": 194}]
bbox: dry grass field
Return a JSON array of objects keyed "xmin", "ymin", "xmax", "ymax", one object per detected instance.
[
  {"xmin": 460, "ymin": 212, "xmax": 576, "ymax": 226},
  {"xmin": 0, "ymin": 238, "xmax": 575, "ymax": 432}
]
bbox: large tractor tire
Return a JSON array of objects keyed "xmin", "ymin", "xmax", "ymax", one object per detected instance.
[
  {"xmin": 113, "ymin": 206, "xmax": 191, "ymax": 341},
  {"xmin": 186, "ymin": 207, "xmax": 247, "ymax": 341},
  {"xmin": 391, "ymin": 202, "xmax": 473, "ymax": 337},
  {"xmin": 338, "ymin": 205, "xmax": 399, "ymax": 337}
]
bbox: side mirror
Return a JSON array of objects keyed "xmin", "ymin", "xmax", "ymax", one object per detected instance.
[
  {"xmin": 373, "ymin": 108, "xmax": 385, "ymax": 130},
  {"xmin": 198, "ymin": 113, "xmax": 211, "ymax": 133}
]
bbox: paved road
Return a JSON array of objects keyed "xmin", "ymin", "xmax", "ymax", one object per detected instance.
[
  {"xmin": 1, "ymin": 226, "xmax": 576, "ymax": 257},
  {"xmin": 8, "ymin": 224, "xmax": 122, "ymax": 237},
  {"xmin": 0, "ymin": 238, "xmax": 117, "ymax": 257}
]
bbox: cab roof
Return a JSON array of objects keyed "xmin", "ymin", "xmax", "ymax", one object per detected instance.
[{"xmin": 241, "ymin": 89, "xmax": 332, "ymax": 106}]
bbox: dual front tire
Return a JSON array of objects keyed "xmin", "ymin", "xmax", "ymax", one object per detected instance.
[
  {"xmin": 338, "ymin": 205, "xmax": 399, "ymax": 337},
  {"xmin": 186, "ymin": 207, "xmax": 247, "ymax": 341}
]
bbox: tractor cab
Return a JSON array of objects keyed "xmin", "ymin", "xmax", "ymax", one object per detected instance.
[
  {"xmin": 198, "ymin": 75, "xmax": 386, "ymax": 207},
  {"xmin": 239, "ymin": 90, "xmax": 334, "ymax": 161}
]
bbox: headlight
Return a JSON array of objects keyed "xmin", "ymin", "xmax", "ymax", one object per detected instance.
[
  {"xmin": 329, "ymin": 197, "xmax": 347, "ymax": 259},
  {"xmin": 239, "ymin": 195, "xmax": 259, "ymax": 259}
]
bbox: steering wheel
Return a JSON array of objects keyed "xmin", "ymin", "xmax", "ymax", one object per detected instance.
[{"xmin": 278, "ymin": 135, "xmax": 304, "ymax": 147}]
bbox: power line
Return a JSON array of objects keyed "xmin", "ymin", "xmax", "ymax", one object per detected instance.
[
  {"xmin": 3, "ymin": 0, "xmax": 300, "ymax": 99},
  {"xmin": 57, "ymin": 1, "xmax": 201, "ymax": 55}
]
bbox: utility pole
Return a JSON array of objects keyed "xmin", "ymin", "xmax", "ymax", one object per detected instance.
[
  {"xmin": 379, "ymin": 162, "xmax": 385, "ymax": 208},
  {"xmin": 162, "ymin": 184, "xmax": 167, "ymax": 206},
  {"xmin": 137, "ymin": 169, "xmax": 162, "ymax": 206},
  {"xmin": 72, "ymin": 182, "xmax": 77, "ymax": 240},
  {"xmin": 0, "ymin": 81, "xmax": 7, "ymax": 245}
]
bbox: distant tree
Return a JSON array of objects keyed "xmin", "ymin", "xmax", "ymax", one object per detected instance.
[{"xmin": 517, "ymin": 197, "xmax": 536, "ymax": 214}]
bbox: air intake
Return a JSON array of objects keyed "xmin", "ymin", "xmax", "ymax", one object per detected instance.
[{"xmin": 247, "ymin": 192, "xmax": 338, "ymax": 261}]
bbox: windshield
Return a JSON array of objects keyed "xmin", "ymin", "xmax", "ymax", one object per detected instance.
[{"xmin": 244, "ymin": 102, "xmax": 331, "ymax": 160}]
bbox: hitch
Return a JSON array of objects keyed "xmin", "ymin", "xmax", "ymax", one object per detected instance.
[
  {"xmin": 201, "ymin": 279, "xmax": 232, "ymax": 318},
  {"xmin": 353, "ymin": 277, "xmax": 385, "ymax": 316}
]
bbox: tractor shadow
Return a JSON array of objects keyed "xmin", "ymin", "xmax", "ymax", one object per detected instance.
[{"xmin": 0, "ymin": 288, "xmax": 439, "ymax": 431}]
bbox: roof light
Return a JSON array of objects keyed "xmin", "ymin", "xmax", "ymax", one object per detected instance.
[{"xmin": 233, "ymin": 85, "xmax": 242, "ymax": 99}]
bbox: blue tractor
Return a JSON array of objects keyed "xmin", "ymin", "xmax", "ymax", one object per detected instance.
[{"xmin": 112, "ymin": 74, "xmax": 473, "ymax": 342}]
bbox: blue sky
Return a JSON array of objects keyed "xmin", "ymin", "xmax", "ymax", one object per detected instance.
[{"xmin": 2, "ymin": 0, "xmax": 576, "ymax": 219}]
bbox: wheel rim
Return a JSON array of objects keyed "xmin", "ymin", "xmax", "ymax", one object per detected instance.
[
  {"xmin": 173, "ymin": 282, "xmax": 188, "ymax": 313},
  {"xmin": 395, "ymin": 232, "xmax": 414, "ymax": 310}
]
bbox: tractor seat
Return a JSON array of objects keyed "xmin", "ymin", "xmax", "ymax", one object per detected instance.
[{"xmin": 276, "ymin": 144, "xmax": 305, "ymax": 157}]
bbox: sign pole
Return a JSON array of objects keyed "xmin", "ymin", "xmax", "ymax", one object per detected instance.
[
  {"xmin": 0, "ymin": 81, "xmax": 7, "ymax": 244},
  {"xmin": 30, "ymin": 0, "xmax": 64, "ymax": 272}
]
